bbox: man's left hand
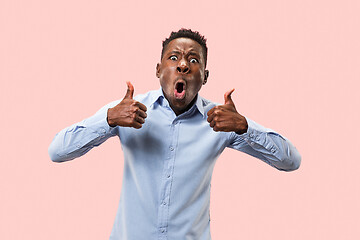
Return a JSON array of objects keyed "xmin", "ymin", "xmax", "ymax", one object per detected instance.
[{"xmin": 207, "ymin": 89, "xmax": 248, "ymax": 134}]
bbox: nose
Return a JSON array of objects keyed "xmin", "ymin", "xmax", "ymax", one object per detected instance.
[{"xmin": 177, "ymin": 58, "xmax": 190, "ymax": 74}]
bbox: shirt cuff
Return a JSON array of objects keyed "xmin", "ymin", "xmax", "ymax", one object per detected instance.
[
  {"xmin": 237, "ymin": 116, "xmax": 280, "ymax": 153},
  {"xmin": 83, "ymin": 106, "xmax": 116, "ymax": 137}
]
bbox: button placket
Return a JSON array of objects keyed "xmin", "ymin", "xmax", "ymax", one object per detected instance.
[{"xmin": 157, "ymin": 120, "xmax": 180, "ymax": 239}]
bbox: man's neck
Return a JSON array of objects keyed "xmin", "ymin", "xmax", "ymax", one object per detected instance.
[{"xmin": 170, "ymin": 94, "xmax": 198, "ymax": 116}]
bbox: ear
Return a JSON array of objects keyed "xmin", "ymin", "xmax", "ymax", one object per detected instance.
[
  {"xmin": 203, "ymin": 70, "xmax": 209, "ymax": 85},
  {"xmin": 156, "ymin": 63, "xmax": 161, "ymax": 78}
]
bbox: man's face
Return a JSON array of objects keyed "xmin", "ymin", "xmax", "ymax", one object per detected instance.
[{"xmin": 156, "ymin": 38, "xmax": 208, "ymax": 115}]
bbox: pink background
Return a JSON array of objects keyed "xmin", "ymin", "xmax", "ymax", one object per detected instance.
[{"xmin": 1, "ymin": 0, "xmax": 359, "ymax": 239}]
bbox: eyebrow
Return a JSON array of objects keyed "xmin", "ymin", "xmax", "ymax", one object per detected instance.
[
  {"xmin": 168, "ymin": 50, "xmax": 200, "ymax": 58},
  {"xmin": 187, "ymin": 52, "xmax": 200, "ymax": 58},
  {"xmin": 168, "ymin": 50, "xmax": 181, "ymax": 55}
]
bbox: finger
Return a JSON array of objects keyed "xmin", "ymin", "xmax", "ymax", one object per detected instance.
[
  {"xmin": 224, "ymin": 88, "xmax": 235, "ymax": 105},
  {"xmin": 207, "ymin": 112, "xmax": 215, "ymax": 123},
  {"xmin": 137, "ymin": 109, "xmax": 147, "ymax": 119},
  {"xmin": 135, "ymin": 115, "xmax": 145, "ymax": 124},
  {"xmin": 132, "ymin": 121, "xmax": 142, "ymax": 129},
  {"xmin": 209, "ymin": 120, "xmax": 216, "ymax": 128},
  {"xmin": 136, "ymin": 102, "xmax": 147, "ymax": 112},
  {"xmin": 207, "ymin": 107, "xmax": 223, "ymax": 123},
  {"xmin": 124, "ymin": 81, "xmax": 134, "ymax": 99},
  {"xmin": 207, "ymin": 106, "xmax": 216, "ymax": 116}
]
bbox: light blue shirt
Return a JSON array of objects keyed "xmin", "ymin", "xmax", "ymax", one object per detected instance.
[{"xmin": 48, "ymin": 88, "xmax": 301, "ymax": 240}]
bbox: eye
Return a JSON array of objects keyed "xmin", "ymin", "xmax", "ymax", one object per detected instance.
[
  {"xmin": 169, "ymin": 55, "xmax": 178, "ymax": 61},
  {"xmin": 189, "ymin": 58, "xmax": 198, "ymax": 63}
]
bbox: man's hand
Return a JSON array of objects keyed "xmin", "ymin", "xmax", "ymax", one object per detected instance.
[
  {"xmin": 207, "ymin": 89, "xmax": 248, "ymax": 134},
  {"xmin": 107, "ymin": 82, "xmax": 147, "ymax": 128}
]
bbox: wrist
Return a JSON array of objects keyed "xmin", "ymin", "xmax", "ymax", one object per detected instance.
[
  {"xmin": 235, "ymin": 115, "xmax": 248, "ymax": 135},
  {"xmin": 107, "ymin": 108, "xmax": 116, "ymax": 127}
]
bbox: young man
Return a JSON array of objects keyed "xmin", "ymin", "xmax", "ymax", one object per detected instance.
[{"xmin": 49, "ymin": 29, "xmax": 301, "ymax": 240}]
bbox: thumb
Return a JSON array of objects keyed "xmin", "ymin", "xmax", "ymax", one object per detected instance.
[
  {"xmin": 224, "ymin": 88, "xmax": 235, "ymax": 105},
  {"xmin": 124, "ymin": 81, "xmax": 134, "ymax": 99}
]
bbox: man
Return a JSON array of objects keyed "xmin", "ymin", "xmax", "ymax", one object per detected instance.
[{"xmin": 49, "ymin": 29, "xmax": 301, "ymax": 240}]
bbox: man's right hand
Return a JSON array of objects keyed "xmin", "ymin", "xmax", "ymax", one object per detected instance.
[{"xmin": 107, "ymin": 81, "xmax": 147, "ymax": 128}]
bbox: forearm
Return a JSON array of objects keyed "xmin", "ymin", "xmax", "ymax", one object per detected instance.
[
  {"xmin": 48, "ymin": 102, "xmax": 119, "ymax": 162},
  {"xmin": 230, "ymin": 117, "xmax": 301, "ymax": 171}
]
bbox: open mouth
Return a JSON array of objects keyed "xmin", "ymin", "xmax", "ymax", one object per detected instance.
[{"xmin": 174, "ymin": 80, "xmax": 186, "ymax": 100}]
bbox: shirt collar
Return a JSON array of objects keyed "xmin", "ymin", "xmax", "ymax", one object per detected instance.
[{"xmin": 149, "ymin": 88, "xmax": 205, "ymax": 118}]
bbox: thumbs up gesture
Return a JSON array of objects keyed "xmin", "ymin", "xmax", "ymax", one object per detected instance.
[
  {"xmin": 107, "ymin": 82, "xmax": 147, "ymax": 129},
  {"xmin": 207, "ymin": 89, "xmax": 248, "ymax": 134}
]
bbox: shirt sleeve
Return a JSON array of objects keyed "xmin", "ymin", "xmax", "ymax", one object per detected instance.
[
  {"xmin": 227, "ymin": 116, "xmax": 301, "ymax": 171},
  {"xmin": 48, "ymin": 101, "xmax": 120, "ymax": 163}
]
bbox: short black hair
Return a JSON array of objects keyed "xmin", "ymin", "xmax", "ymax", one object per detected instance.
[{"xmin": 161, "ymin": 28, "xmax": 208, "ymax": 66}]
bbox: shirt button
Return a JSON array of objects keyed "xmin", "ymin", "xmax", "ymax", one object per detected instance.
[
  {"xmin": 162, "ymin": 202, "xmax": 167, "ymax": 205},
  {"xmin": 250, "ymin": 142, "xmax": 255, "ymax": 146},
  {"xmin": 170, "ymin": 146, "xmax": 174, "ymax": 151},
  {"xmin": 101, "ymin": 129, "xmax": 106, "ymax": 133},
  {"xmin": 161, "ymin": 229, "xmax": 165, "ymax": 233},
  {"xmin": 271, "ymin": 148, "xmax": 276, "ymax": 153},
  {"xmin": 76, "ymin": 144, "xmax": 81, "ymax": 148},
  {"xmin": 167, "ymin": 174, "xmax": 171, "ymax": 178},
  {"xmin": 256, "ymin": 136, "xmax": 260, "ymax": 141},
  {"xmin": 250, "ymin": 133, "xmax": 254, "ymax": 138}
]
